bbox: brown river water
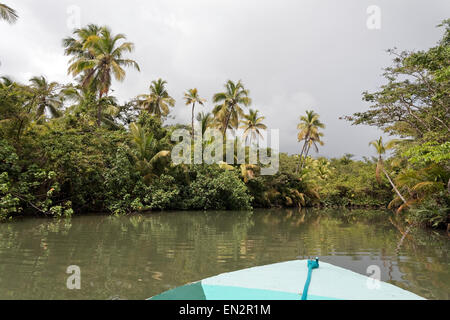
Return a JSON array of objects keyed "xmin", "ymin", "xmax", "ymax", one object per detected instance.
[{"xmin": 0, "ymin": 209, "xmax": 448, "ymax": 300}]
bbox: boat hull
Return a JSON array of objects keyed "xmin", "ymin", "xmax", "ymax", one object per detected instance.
[{"xmin": 149, "ymin": 260, "xmax": 425, "ymax": 300}]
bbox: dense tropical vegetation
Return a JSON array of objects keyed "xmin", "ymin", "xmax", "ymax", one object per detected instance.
[
  {"xmin": 344, "ymin": 19, "xmax": 450, "ymax": 228},
  {"xmin": 0, "ymin": 18, "xmax": 448, "ymax": 230}
]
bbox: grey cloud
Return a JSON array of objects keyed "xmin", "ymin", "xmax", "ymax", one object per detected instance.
[{"xmin": 1, "ymin": 0, "xmax": 448, "ymax": 158}]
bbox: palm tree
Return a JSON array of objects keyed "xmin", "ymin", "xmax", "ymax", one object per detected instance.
[
  {"xmin": 130, "ymin": 123, "xmax": 171, "ymax": 183},
  {"xmin": 213, "ymin": 80, "xmax": 251, "ymax": 136},
  {"xmin": 137, "ymin": 79, "xmax": 175, "ymax": 119},
  {"xmin": 184, "ymin": 88, "xmax": 205, "ymax": 140},
  {"xmin": 304, "ymin": 131, "xmax": 324, "ymax": 160},
  {"xmin": 196, "ymin": 112, "xmax": 214, "ymax": 161},
  {"xmin": 66, "ymin": 26, "xmax": 140, "ymax": 126},
  {"xmin": 240, "ymin": 109, "xmax": 267, "ymax": 145},
  {"xmin": 63, "ymin": 24, "xmax": 102, "ymax": 59},
  {"xmin": 212, "ymin": 105, "xmax": 235, "ymax": 134},
  {"xmin": 64, "ymin": 84, "xmax": 123, "ymax": 129},
  {"xmin": 0, "ymin": 76, "xmax": 13, "ymax": 88},
  {"xmin": 62, "ymin": 84, "xmax": 96, "ymax": 109},
  {"xmin": 296, "ymin": 110, "xmax": 325, "ymax": 172},
  {"xmin": 369, "ymin": 137, "xmax": 407, "ymax": 204},
  {"xmin": 29, "ymin": 76, "xmax": 63, "ymax": 120},
  {"xmin": 63, "ymin": 25, "xmax": 103, "ymax": 122},
  {"xmin": 0, "ymin": 3, "xmax": 18, "ymax": 24},
  {"xmin": 0, "ymin": 77, "xmax": 35, "ymax": 141},
  {"xmin": 196, "ymin": 112, "xmax": 213, "ymax": 136}
]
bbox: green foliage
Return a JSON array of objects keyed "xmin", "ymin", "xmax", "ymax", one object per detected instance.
[
  {"xmin": 0, "ymin": 172, "xmax": 20, "ymax": 220},
  {"xmin": 103, "ymin": 148, "xmax": 253, "ymax": 214},
  {"xmin": 0, "ymin": 138, "xmax": 76, "ymax": 220},
  {"xmin": 102, "ymin": 145, "xmax": 144, "ymax": 215},
  {"xmin": 319, "ymin": 156, "xmax": 393, "ymax": 207},
  {"xmin": 1, "ymin": 20, "xmax": 448, "ymax": 231},
  {"xmin": 185, "ymin": 166, "xmax": 253, "ymax": 211},
  {"xmin": 406, "ymin": 196, "xmax": 450, "ymax": 228},
  {"xmin": 402, "ymin": 141, "xmax": 450, "ymax": 165},
  {"xmin": 248, "ymin": 154, "xmax": 320, "ymax": 208},
  {"xmin": 103, "ymin": 144, "xmax": 181, "ymax": 214},
  {"xmin": 147, "ymin": 175, "xmax": 181, "ymax": 210},
  {"xmin": 0, "ymin": 140, "xmax": 22, "ymax": 219},
  {"xmin": 342, "ymin": 20, "xmax": 450, "ymax": 228}
]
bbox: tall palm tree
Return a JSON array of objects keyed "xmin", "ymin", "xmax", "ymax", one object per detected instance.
[
  {"xmin": 213, "ymin": 80, "xmax": 251, "ymax": 136},
  {"xmin": 63, "ymin": 25, "xmax": 103, "ymax": 122},
  {"xmin": 66, "ymin": 26, "xmax": 140, "ymax": 126},
  {"xmin": 29, "ymin": 76, "xmax": 63, "ymax": 120},
  {"xmin": 296, "ymin": 110, "xmax": 325, "ymax": 172},
  {"xmin": 137, "ymin": 79, "xmax": 175, "ymax": 119},
  {"xmin": 184, "ymin": 88, "xmax": 205, "ymax": 140},
  {"xmin": 240, "ymin": 109, "xmax": 267, "ymax": 145},
  {"xmin": 0, "ymin": 3, "xmax": 18, "ymax": 24},
  {"xmin": 369, "ymin": 137, "xmax": 407, "ymax": 204}
]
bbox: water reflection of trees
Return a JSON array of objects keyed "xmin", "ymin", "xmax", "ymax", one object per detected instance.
[{"xmin": 0, "ymin": 210, "xmax": 448, "ymax": 299}]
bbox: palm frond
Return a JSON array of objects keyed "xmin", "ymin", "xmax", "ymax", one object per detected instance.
[{"xmin": 0, "ymin": 3, "xmax": 18, "ymax": 24}]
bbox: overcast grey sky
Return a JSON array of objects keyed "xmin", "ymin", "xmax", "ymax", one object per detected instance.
[{"xmin": 1, "ymin": 0, "xmax": 449, "ymax": 158}]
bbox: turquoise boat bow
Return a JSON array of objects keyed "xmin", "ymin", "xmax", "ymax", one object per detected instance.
[{"xmin": 148, "ymin": 259, "xmax": 425, "ymax": 300}]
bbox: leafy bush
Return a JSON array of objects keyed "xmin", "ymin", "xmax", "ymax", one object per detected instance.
[
  {"xmin": 406, "ymin": 196, "xmax": 449, "ymax": 228},
  {"xmin": 0, "ymin": 138, "xmax": 75, "ymax": 220},
  {"xmin": 185, "ymin": 165, "xmax": 253, "ymax": 210},
  {"xmin": 319, "ymin": 157, "xmax": 393, "ymax": 207}
]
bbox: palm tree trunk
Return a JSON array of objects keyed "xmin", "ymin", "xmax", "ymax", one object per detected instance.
[
  {"xmin": 300, "ymin": 143, "xmax": 312, "ymax": 170},
  {"xmin": 223, "ymin": 114, "xmax": 231, "ymax": 137},
  {"xmin": 97, "ymin": 91, "xmax": 104, "ymax": 127},
  {"xmin": 191, "ymin": 102, "xmax": 196, "ymax": 140},
  {"xmin": 305, "ymin": 143, "xmax": 312, "ymax": 158},
  {"xmin": 382, "ymin": 168, "xmax": 407, "ymax": 204},
  {"xmin": 223, "ymin": 107, "xmax": 233, "ymax": 137},
  {"xmin": 296, "ymin": 138, "xmax": 309, "ymax": 173}
]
